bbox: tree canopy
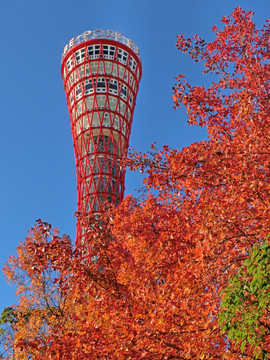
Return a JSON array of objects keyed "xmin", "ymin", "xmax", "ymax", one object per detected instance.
[{"xmin": 2, "ymin": 7, "xmax": 270, "ymax": 359}]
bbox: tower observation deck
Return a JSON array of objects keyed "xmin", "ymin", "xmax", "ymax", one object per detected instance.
[{"xmin": 61, "ymin": 30, "xmax": 142, "ymax": 257}]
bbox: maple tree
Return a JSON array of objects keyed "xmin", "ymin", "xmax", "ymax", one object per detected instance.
[{"xmin": 3, "ymin": 6, "xmax": 270, "ymax": 359}]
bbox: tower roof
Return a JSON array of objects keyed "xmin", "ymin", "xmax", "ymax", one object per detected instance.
[{"xmin": 62, "ymin": 29, "xmax": 141, "ymax": 63}]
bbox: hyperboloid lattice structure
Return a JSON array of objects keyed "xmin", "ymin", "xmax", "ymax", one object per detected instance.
[{"xmin": 61, "ymin": 30, "xmax": 142, "ymax": 257}]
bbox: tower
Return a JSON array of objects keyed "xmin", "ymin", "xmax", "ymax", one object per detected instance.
[{"xmin": 61, "ymin": 30, "xmax": 142, "ymax": 259}]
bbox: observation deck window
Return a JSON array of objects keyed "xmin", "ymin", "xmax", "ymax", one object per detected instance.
[
  {"xmin": 96, "ymin": 77, "xmax": 106, "ymax": 92},
  {"xmin": 66, "ymin": 56, "xmax": 74, "ymax": 71},
  {"xmin": 129, "ymin": 73, "xmax": 134, "ymax": 87},
  {"xmin": 107, "ymin": 78, "xmax": 118, "ymax": 95},
  {"xmin": 117, "ymin": 48, "xmax": 128, "ymax": 64},
  {"xmin": 103, "ymin": 45, "xmax": 108, "ymax": 57},
  {"xmin": 120, "ymin": 85, "xmax": 127, "ymax": 100},
  {"xmin": 75, "ymin": 48, "xmax": 85, "ymax": 64},
  {"xmin": 85, "ymin": 79, "xmax": 94, "ymax": 94},
  {"xmin": 129, "ymin": 56, "xmax": 137, "ymax": 72},
  {"xmin": 102, "ymin": 45, "xmax": 115, "ymax": 59},
  {"xmin": 75, "ymin": 85, "xmax": 82, "ymax": 99},
  {"xmin": 88, "ymin": 45, "xmax": 100, "ymax": 59}
]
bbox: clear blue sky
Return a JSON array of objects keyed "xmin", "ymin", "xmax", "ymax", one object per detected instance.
[{"xmin": 0, "ymin": 0, "xmax": 268, "ymax": 310}]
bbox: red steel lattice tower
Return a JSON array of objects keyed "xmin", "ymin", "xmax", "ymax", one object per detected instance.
[{"xmin": 61, "ymin": 30, "xmax": 142, "ymax": 258}]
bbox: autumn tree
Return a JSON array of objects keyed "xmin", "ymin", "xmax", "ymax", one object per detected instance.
[
  {"xmin": 3, "ymin": 220, "xmax": 79, "ymax": 359},
  {"xmin": 3, "ymin": 7, "xmax": 270, "ymax": 359},
  {"xmin": 0, "ymin": 307, "xmax": 17, "ymax": 359},
  {"xmin": 220, "ymin": 239, "xmax": 270, "ymax": 359}
]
